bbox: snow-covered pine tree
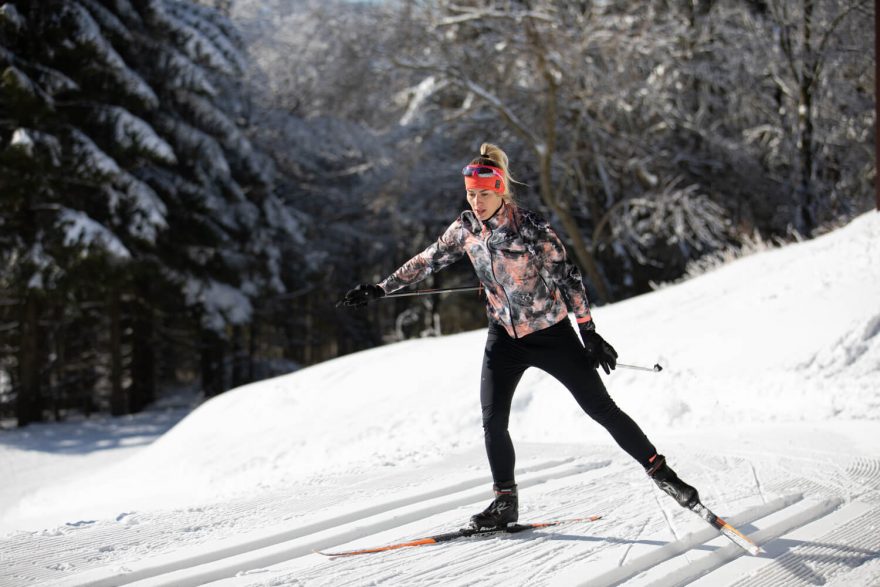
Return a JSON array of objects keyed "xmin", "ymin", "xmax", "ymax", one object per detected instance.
[
  {"xmin": 0, "ymin": 0, "xmax": 303, "ymax": 424},
  {"xmin": 133, "ymin": 0, "xmax": 307, "ymax": 396}
]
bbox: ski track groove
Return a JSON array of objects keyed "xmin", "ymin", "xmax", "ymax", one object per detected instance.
[
  {"xmin": 0, "ymin": 490, "xmax": 341, "ymax": 585},
  {"xmin": 48, "ymin": 459, "xmax": 611, "ymax": 587},
  {"xmin": 443, "ymin": 527, "xmax": 574, "ymax": 586},
  {"xmin": 768, "ymin": 462, "xmax": 851, "ymax": 502},
  {"xmin": 400, "ymin": 474, "xmax": 633, "ymax": 584},
  {"xmin": 245, "ymin": 470, "xmax": 680, "ymax": 587},
  {"xmin": 348, "ymin": 490, "xmax": 813, "ymax": 587},
  {"xmin": 618, "ymin": 517, "xmax": 651, "ymax": 568},
  {"xmin": 726, "ymin": 505, "xmax": 880, "ymax": 587},
  {"xmin": 581, "ymin": 494, "xmax": 808, "ymax": 587},
  {"xmin": 843, "ymin": 457, "xmax": 880, "ymax": 502},
  {"xmin": 1, "ymin": 457, "xmax": 579, "ymax": 587},
  {"xmin": 370, "ymin": 537, "xmax": 516, "ymax": 587},
  {"xmin": 237, "ymin": 466, "xmax": 649, "ymax": 587},
  {"xmin": 632, "ymin": 498, "xmax": 843, "ymax": 587},
  {"xmin": 8, "ymin": 448, "xmax": 880, "ymax": 587}
]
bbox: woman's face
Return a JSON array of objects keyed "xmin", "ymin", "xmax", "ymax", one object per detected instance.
[{"xmin": 467, "ymin": 189, "xmax": 504, "ymax": 221}]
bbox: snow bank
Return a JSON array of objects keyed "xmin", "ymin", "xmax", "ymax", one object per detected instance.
[{"xmin": 8, "ymin": 212, "xmax": 880, "ymax": 524}]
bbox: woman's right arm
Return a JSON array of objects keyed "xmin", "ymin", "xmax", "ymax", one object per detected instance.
[{"xmin": 378, "ymin": 219, "xmax": 466, "ymax": 294}]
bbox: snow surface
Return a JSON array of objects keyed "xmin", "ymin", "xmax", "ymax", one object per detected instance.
[{"xmin": 1, "ymin": 212, "xmax": 879, "ymax": 587}]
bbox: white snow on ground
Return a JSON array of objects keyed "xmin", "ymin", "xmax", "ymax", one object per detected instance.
[
  {"xmin": 0, "ymin": 391, "xmax": 198, "ymax": 531},
  {"xmin": 1, "ymin": 211, "xmax": 879, "ymax": 587}
]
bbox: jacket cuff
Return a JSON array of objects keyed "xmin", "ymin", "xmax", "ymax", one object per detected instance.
[
  {"xmin": 377, "ymin": 279, "xmax": 394, "ymax": 295},
  {"xmin": 576, "ymin": 315, "xmax": 595, "ymax": 331}
]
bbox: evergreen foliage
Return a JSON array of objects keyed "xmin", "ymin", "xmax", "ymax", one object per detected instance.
[{"xmin": 0, "ymin": 0, "xmax": 306, "ymax": 425}]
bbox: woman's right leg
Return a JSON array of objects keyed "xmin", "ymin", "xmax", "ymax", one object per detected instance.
[
  {"xmin": 471, "ymin": 327, "xmax": 527, "ymax": 529},
  {"xmin": 480, "ymin": 327, "xmax": 527, "ymax": 485}
]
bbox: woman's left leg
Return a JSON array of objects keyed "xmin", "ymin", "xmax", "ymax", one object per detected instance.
[
  {"xmin": 527, "ymin": 323, "xmax": 657, "ymax": 468},
  {"xmin": 481, "ymin": 326, "xmax": 528, "ymax": 485},
  {"xmin": 526, "ymin": 322, "xmax": 700, "ymax": 508}
]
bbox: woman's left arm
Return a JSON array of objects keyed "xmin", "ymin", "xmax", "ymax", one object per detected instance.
[
  {"xmin": 538, "ymin": 222, "xmax": 617, "ymax": 372},
  {"xmin": 539, "ymin": 224, "xmax": 595, "ymax": 330}
]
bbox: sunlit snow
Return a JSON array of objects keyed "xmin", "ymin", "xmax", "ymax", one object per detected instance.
[{"xmin": 1, "ymin": 212, "xmax": 878, "ymax": 587}]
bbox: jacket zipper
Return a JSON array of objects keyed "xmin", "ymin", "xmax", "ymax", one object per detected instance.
[{"xmin": 486, "ymin": 227, "xmax": 518, "ymax": 339}]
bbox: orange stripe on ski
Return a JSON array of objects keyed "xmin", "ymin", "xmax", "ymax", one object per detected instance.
[
  {"xmin": 717, "ymin": 517, "xmax": 749, "ymax": 540},
  {"xmin": 318, "ymin": 538, "xmax": 438, "ymax": 556},
  {"xmin": 715, "ymin": 516, "xmax": 762, "ymax": 555},
  {"xmin": 525, "ymin": 515, "xmax": 602, "ymax": 529},
  {"xmin": 316, "ymin": 515, "xmax": 603, "ymax": 557}
]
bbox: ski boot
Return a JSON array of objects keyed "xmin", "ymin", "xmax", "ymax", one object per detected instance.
[
  {"xmin": 469, "ymin": 483, "xmax": 518, "ymax": 530},
  {"xmin": 647, "ymin": 455, "xmax": 700, "ymax": 510}
]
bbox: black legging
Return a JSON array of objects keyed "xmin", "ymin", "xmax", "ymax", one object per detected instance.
[{"xmin": 481, "ymin": 319, "xmax": 657, "ymax": 484}]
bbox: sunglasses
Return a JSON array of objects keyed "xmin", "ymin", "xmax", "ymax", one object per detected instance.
[{"xmin": 461, "ymin": 165, "xmax": 503, "ymax": 178}]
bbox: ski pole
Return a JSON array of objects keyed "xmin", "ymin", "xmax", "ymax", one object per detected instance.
[
  {"xmin": 337, "ymin": 285, "xmax": 483, "ymax": 307},
  {"xmin": 383, "ymin": 285, "xmax": 483, "ymax": 299},
  {"xmin": 616, "ymin": 362, "xmax": 663, "ymax": 373}
]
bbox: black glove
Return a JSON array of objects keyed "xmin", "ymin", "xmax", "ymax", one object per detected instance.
[
  {"xmin": 579, "ymin": 326, "xmax": 618, "ymax": 375},
  {"xmin": 340, "ymin": 283, "xmax": 385, "ymax": 307}
]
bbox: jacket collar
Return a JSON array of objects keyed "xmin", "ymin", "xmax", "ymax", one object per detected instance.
[{"xmin": 481, "ymin": 202, "xmax": 512, "ymax": 231}]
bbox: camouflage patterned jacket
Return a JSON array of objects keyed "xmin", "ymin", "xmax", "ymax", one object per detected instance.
[{"xmin": 378, "ymin": 203, "xmax": 594, "ymax": 338}]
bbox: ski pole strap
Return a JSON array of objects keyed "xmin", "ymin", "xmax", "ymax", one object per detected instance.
[{"xmin": 616, "ymin": 362, "xmax": 663, "ymax": 373}]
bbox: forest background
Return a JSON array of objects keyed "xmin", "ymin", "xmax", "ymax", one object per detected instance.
[{"xmin": 0, "ymin": 0, "xmax": 874, "ymax": 427}]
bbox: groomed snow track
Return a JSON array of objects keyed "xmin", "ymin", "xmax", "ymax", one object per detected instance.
[{"xmin": 3, "ymin": 440, "xmax": 879, "ymax": 587}]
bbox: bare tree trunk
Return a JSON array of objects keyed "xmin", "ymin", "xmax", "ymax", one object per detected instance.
[
  {"xmin": 16, "ymin": 294, "xmax": 43, "ymax": 426},
  {"xmin": 525, "ymin": 20, "xmax": 613, "ymax": 302},
  {"xmin": 52, "ymin": 319, "xmax": 65, "ymax": 421},
  {"xmin": 303, "ymin": 294, "xmax": 313, "ymax": 365},
  {"xmin": 231, "ymin": 325, "xmax": 247, "ymax": 388},
  {"xmin": 130, "ymin": 302, "xmax": 155, "ymax": 413},
  {"xmin": 772, "ymin": 0, "xmax": 864, "ymax": 231},
  {"xmin": 248, "ymin": 316, "xmax": 258, "ymax": 381},
  {"xmin": 200, "ymin": 328, "xmax": 226, "ymax": 398},
  {"xmin": 109, "ymin": 288, "xmax": 127, "ymax": 416},
  {"xmin": 536, "ymin": 150, "xmax": 612, "ymax": 302},
  {"xmin": 797, "ymin": 0, "xmax": 816, "ymax": 233}
]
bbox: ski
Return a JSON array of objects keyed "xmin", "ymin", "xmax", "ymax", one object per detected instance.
[
  {"xmin": 691, "ymin": 501, "xmax": 762, "ymax": 556},
  {"xmin": 315, "ymin": 515, "xmax": 602, "ymax": 557}
]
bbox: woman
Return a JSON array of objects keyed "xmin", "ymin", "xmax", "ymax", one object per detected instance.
[{"xmin": 342, "ymin": 143, "xmax": 699, "ymax": 530}]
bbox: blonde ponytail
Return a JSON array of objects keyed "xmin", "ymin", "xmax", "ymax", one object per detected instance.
[{"xmin": 472, "ymin": 142, "xmax": 517, "ymax": 204}]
